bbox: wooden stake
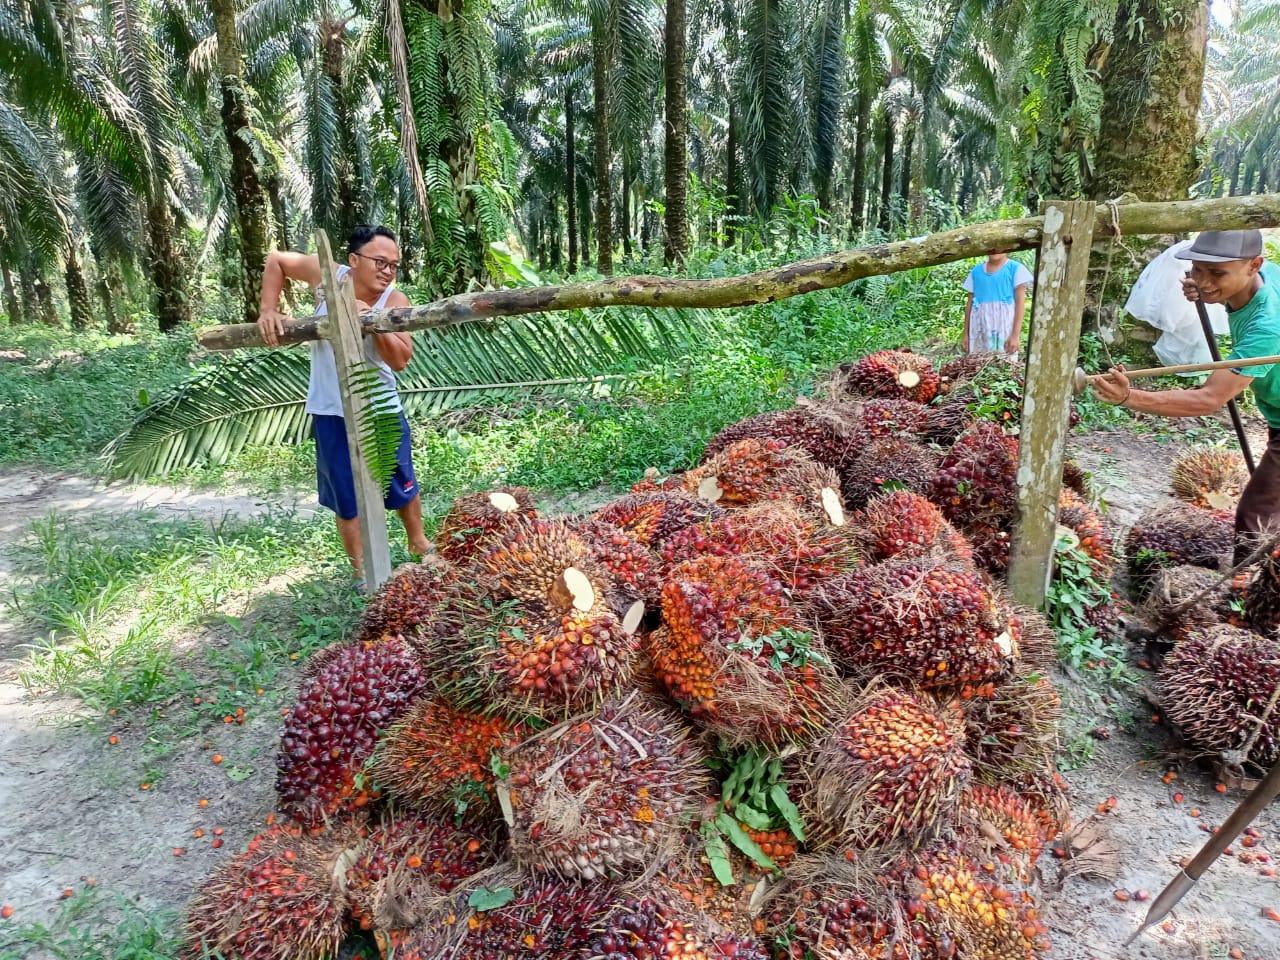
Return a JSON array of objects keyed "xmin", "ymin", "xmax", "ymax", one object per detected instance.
[
  {"xmin": 1008, "ymin": 201, "xmax": 1096, "ymax": 609},
  {"xmin": 316, "ymin": 231, "xmax": 393, "ymax": 591}
]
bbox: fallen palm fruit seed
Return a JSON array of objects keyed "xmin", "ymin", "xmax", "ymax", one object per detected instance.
[
  {"xmin": 59, "ymin": 889, "xmax": 73, "ymax": 900},
  {"xmin": 1190, "ymin": 808, "xmax": 1202, "ymax": 817},
  {"xmin": 1114, "ymin": 890, "xmax": 1130, "ymax": 902},
  {"xmin": 1230, "ymin": 950, "xmax": 1244, "ymax": 959},
  {"xmin": 108, "ymin": 735, "xmax": 118, "ymax": 745},
  {"xmin": 1, "ymin": 906, "xmax": 12, "ymax": 919},
  {"xmin": 1134, "ymin": 890, "xmax": 1151, "ymax": 902},
  {"xmin": 1152, "ymin": 715, "xmax": 1161, "ymax": 724},
  {"xmin": 193, "ymin": 829, "xmax": 204, "ymax": 838},
  {"xmin": 1173, "ymin": 792, "xmax": 1185, "ymax": 803},
  {"xmin": 1160, "ymin": 921, "xmax": 1176, "ymax": 934},
  {"xmin": 198, "ymin": 799, "xmax": 208, "ymax": 807},
  {"xmin": 211, "ymin": 754, "xmax": 223, "ymax": 764},
  {"xmin": 1216, "ymin": 783, "xmax": 1228, "ymax": 793},
  {"xmin": 1225, "ymin": 846, "xmax": 1235, "ymax": 856},
  {"xmin": 1258, "ymin": 852, "xmax": 1271, "ymax": 862},
  {"xmin": 1265, "ymin": 907, "xmax": 1280, "ymax": 921},
  {"xmin": 140, "ymin": 782, "xmax": 152, "ymax": 790},
  {"xmin": 213, "ymin": 828, "xmax": 224, "ymax": 836},
  {"xmin": 173, "ymin": 847, "xmax": 185, "ymax": 856},
  {"xmin": 211, "ymin": 839, "xmax": 222, "ymax": 849},
  {"xmin": 1162, "ymin": 771, "xmax": 1176, "ymax": 784},
  {"xmin": 1247, "ymin": 827, "xmax": 1263, "ymax": 838},
  {"xmin": 1138, "ymin": 659, "xmax": 1152, "ymax": 670}
]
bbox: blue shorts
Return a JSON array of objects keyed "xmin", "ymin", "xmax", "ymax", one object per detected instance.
[{"xmin": 313, "ymin": 413, "xmax": 419, "ymax": 520}]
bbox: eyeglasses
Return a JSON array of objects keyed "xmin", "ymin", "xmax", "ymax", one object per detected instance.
[{"xmin": 355, "ymin": 253, "xmax": 400, "ymax": 275}]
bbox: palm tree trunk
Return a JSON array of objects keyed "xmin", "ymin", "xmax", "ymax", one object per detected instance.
[
  {"xmin": 1, "ymin": 261, "xmax": 21, "ymax": 324},
  {"xmin": 566, "ymin": 88, "xmax": 578, "ymax": 273},
  {"xmin": 579, "ymin": 179, "xmax": 591, "ymax": 264},
  {"xmin": 663, "ymin": 0, "xmax": 690, "ymax": 265},
  {"xmin": 34, "ymin": 278, "xmax": 57, "ymax": 325},
  {"xmin": 877, "ymin": 111, "xmax": 895, "ymax": 233},
  {"xmin": 323, "ymin": 18, "xmax": 362, "ymax": 241},
  {"xmin": 897, "ymin": 119, "xmax": 914, "ymax": 224},
  {"xmin": 591, "ymin": 27, "xmax": 613, "ymax": 275},
  {"xmin": 726, "ymin": 100, "xmax": 739, "ymax": 246},
  {"xmin": 849, "ymin": 85, "xmax": 870, "ymax": 235},
  {"xmin": 622, "ymin": 161, "xmax": 633, "ymax": 258},
  {"xmin": 65, "ymin": 245, "xmax": 92, "ymax": 329},
  {"xmin": 17, "ymin": 266, "xmax": 35, "ymax": 321},
  {"xmin": 146, "ymin": 197, "xmax": 191, "ymax": 333},
  {"xmin": 213, "ymin": 0, "xmax": 270, "ymax": 324}
]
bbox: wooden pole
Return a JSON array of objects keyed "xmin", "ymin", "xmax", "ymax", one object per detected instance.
[
  {"xmin": 316, "ymin": 231, "xmax": 393, "ymax": 591},
  {"xmin": 1008, "ymin": 201, "xmax": 1096, "ymax": 608},
  {"xmin": 196, "ymin": 193, "xmax": 1280, "ymax": 351}
]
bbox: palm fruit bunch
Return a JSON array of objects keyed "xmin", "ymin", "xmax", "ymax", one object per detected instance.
[
  {"xmin": 571, "ymin": 516, "xmax": 663, "ymax": 608},
  {"xmin": 437, "ymin": 517, "xmax": 639, "ymax": 718},
  {"xmin": 590, "ymin": 895, "xmax": 771, "ymax": 960},
  {"xmin": 1008, "ymin": 606, "xmax": 1057, "ymax": 674},
  {"xmin": 959, "ymin": 783, "xmax": 1053, "ymax": 884},
  {"xmin": 650, "ymin": 555, "xmax": 833, "ymax": 744},
  {"xmin": 1141, "ymin": 564, "xmax": 1233, "ymax": 642},
  {"xmin": 435, "ymin": 486, "xmax": 538, "ymax": 563},
  {"xmin": 1123, "ymin": 502, "xmax": 1234, "ymax": 598},
  {"xmin": 1159, "ymin": 625, "xmax": 1280, "ymax": 769},
  {"xmin": 932, "ymin": 422, "xmax": 1020, "ymax": 527},
  {"xmin": 897, "ymin": 841, "xmax": 1049, "ymax": 960},
  {"xmin": 658, "ymin": 835, "xmax": 777, "ymax": 938},
  {"xmin": 859, "ymin": 489, "xmax": 973, "ymax": 564},
  {"xmin": 801, "ymin": 687, "xmax": 971, "ymax": 849},
  {"xmin": 501, "ymin": 696, "xmax": 706, "ymax": 880},
  {"xmin": 961, "ymin": 671, "xmax": 1061, "ymax": 782},
  {"xmin": 343, "ymin": 812, "xmax": 500, "ymax": 933},
  {"xmin": 355, "ymin": 559, "xmax": 450, "ymax": 646},
  {"xmin": 1056, "ymin": 488, "xmax": 1113, "ymax": 576},
  {"xmin": 919, "ymin": 395, "xmax": 974, "ymax": 445},
  {"xmin": 684, "ymin": 437, "xmax": 836, "ymax": 512},
  {"xmin": 840, "ymin": 436, "xmax": 940, "ymax": 510},
  {"xmin": 1171, "ymin": 446, "xmax": 1249, "ymax": 510},
  {"xmin": 1060, "ymin": 460, "xmax": 1092, "ymax": 499},
  {"xmin": 1242, "ymin": 545, "xmax": 1280, "ymax": 635},
  {"xmin": 658, "ymin": 502, "xmax": 857, "ymax": 592},
  {"xmin": 275, "ymin": 636, "xmax": 426, "ymax": 825},
  {"xmin": 938, "ymin": 352, "xmax": 1012, "ymax": 387},
  {"xmin": 185, "ymin": 822, "xmax": 357, "ymax": 960},
  {"xmin": 965, "ymin": 520, "xmax": 1014, "ymax": 577},
  {"xmin": 860, "ymin": 398, "xmax": 930, "ymax": 438},
  {"xmin": 595, "ymin": 491, "xmax": 728, "ymax": 548},
  {"xmin": 370, "ymin": 697, "xmax": 531, "ymax": 816},
  {"xmin": 831, "ymin": 350, "xmax": 941, "ymax": 404},
  {"xmin": 807, "ymin": 558, "xmax": 1015, "ymax": 689},
  {"xmin": 701, "ymin": 402, "xmax": 864, "ymax": 473}
]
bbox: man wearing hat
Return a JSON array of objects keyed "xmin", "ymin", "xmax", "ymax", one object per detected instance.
[{"xmin": 1092, "ymin": 229, "xmax": 1280, "ymax": 563}]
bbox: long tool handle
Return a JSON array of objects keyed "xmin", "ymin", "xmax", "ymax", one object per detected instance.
[
  {"xmin": 1194, "ymin": 294, "xmax": 1257, "ymax": 472},
  {"xmin": 1121, "ymin": 353, "xmax": 1280, "ymax": 381}
]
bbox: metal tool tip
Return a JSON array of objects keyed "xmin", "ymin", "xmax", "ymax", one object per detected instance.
[{"xmin": 1123, "ymin": 927, "xmax": 1144, "ymax": 947}]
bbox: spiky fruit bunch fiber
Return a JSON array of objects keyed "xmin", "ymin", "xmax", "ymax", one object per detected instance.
[
  {"xmin": 1171, "ymin": 446, "xmax": 1249, "ymax": 510},
  {"xmin": 595, "ymin": 491, "xmax": 728, "ymax": 548},
  {"xmin": 185, "ymin": 823, "xmax": 355, "ymax": 960},
  {"xmin": 592, "ymin": 896, "xmax": 771, "ymax": 960},
  {"xmin": 939, "ymin": 352, "xmax": 1013, "ymax": 387},
  {"xmin": 959, "ymin": 784, "xmax": 1052, "ymax": 883},
  {"xmin": 919, "ymin": 393, "xmax": 974, "ymax": 446},
  {"xmin": 370, "ymin": 698, "xmax": 531, "ymax": 815},
  {"xmin": 1123, "ymin": 502, "xmax": 1233, "ymax": 597},
  {"xmin": 860, "ymin": 490, "xmax": 973, "ymax": 564},
  {"xmin": 659, "ymin": 837, "xmax": 775, "ymax": 938},
  {"xmin": 1008, "ymin": 606, "xmax": 1057, "ymax": 674},
  {"xmin": 1141, "ymin": 564, "xmax": 1232, "ymax": 642},
  {"xmin": 466, "ymin": 516, "xmax": 614, "ymax": 611},
  {"xmin": 808, "ymin": 558, "xmax": 1015, "ymax": 689},
  {"xmin": 1057, "ymin": 489, "xmax": 1113, "ymax": 576},
  {"xmin": 933, "ymin": 422, "xmax": 1019, "ymax": 526},
  {"xmin": 1159, "ymin": 625, "xmax": 1280, "ymax": 769},
  {"xmin": 801, "ymin": 687, "xmax": 971, "ymax": 849},
  {"xmin": 276, "ymin": 637, "xmax": 426, "ymax": 825},
  {"xmin": 964, "ymin": 520, "xmax": 1013, "ymax": 577},
  {"xmin": 961, "ymin": 672, "xmax": 1061, "ymax": 782},
  {"xmin": 343, "ymin": 813, "xmax": 500, "ymax": 932},
  {"xmin": 860, "ymin": 398, "xmax": 930, "ymax": 438},
  {"xmin": 570, "ymin": 517, "xmax": 663, "ymax": 607},
  {"xmin": 1242, "ymin": 546, "xmax": 1280, "ymax": 636},
  {"xmin": 651, "ymin": 555, "xmax": 832, "ymax": 744},
  {"xmin": 356, "ymin": 559, "xmax": 450, "ymax": 646},
  {"xmin": 659, "ymin": 503, "xmax": 857, "ymax": 592},
  {"xmin": 502, "ymin": 696, "xmax": 707, "ymax": 880},
  {"xmin": 685, "ymin": 438, "xmax": 836, "ymax": 511},
  {"xmin": 832, "ymin": 350, "xmax": 941, "ymax": 404},
  {"xmin": 435, "ymin": 487, "xmax": 537, "ymax": 563},
  {"xmin": 840, "ymin": 436, "xmax": 940, "ymax": 510},
  {"xmin": 701, "ymin": 403, "xmax": 863, "ymax": 473}
]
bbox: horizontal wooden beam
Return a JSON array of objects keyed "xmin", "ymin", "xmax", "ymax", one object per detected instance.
[{"xmin": 197, "ymin": 193, "xmax": 1280, "ymax": 351}]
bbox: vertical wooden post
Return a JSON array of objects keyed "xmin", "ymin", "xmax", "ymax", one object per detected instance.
[
  {"xmin": 316, "ymin": 231, "xmax": 394, "ymax": 590},
  {"xmin": 1008, "ymin": 200, "xmax": 1096, "ymax": 608}
]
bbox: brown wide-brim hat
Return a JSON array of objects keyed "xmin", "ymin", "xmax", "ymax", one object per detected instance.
[{"xmin": 1175, "ymin": 229, "xmax": 1264, "ymax": 263}]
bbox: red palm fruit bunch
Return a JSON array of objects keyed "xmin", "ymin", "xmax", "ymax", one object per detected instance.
[
  {"xmin": 1159, "ymin": 624, "xmax": 1280, "ymax": 769},
  {"xmin": 839, "ymin": 436, "xmax": 940, "ymax": 511},
  {"xmin": 1056, "ymin": 489, "xmax": 1114, "ymax": 576},
  {"xmin": 570, "ymin": 516, "xmax": 663, "ymax": 609},
  {"xmin": 658, "ymin": 502, "xmax": 858, "ymax": 593},
  {"xmin": 965, "ymin": 520, "xmax": 1014, "ymax": 578},
  {"xmin": 343, "ymin": 812, "xmax": 500, "ymax": 933},
  {"xmin": 1171, "ymin": 446, "xmax": 1249, "ymax": 511},
  {"xmin": 185, "ymin": 822, "xmax": 359, "ymax": 960},
  {"xmin": 369, "ymin": 697, "xmax": 531, "ymax": 816},
  {"xmin": 595, "ymin": 491, "xmax": 729, "ymax": 548},
  {"xmin": 800, "ymin": 686, "xmax": 971, "ymax": 850},
  {"xmin": 650, "ymin": 555, "xmax": 834, "ymax": 745},
  {"xmin": 958, "ymin": 783, "xmax": 1052, "ymax": 883},
  {"xmin": 1123, "ymin": 502, "xmax": 1234, "ymax": 598},
  {"xmin": 961, "ymin": 671, "xmax": 1061, "ymax": 783},
  {"xmin": 659, "ymin": 835, "xmax": 775, "ymax": 938},
  {"xmin": 275, "ymin": 637, "xmax": 426, "ymax": 826},
  {"xmin": 355, "ymin": 558, "xmax": 451, "ymax": 646},
  {"xmin": 684, "ymin": 438, "xmax": 838, "ymax": 512},
  {"xmin": 938, "ymin": 352, "xmax": 1012, "ymax": 387},
  {"xmin": 395, "ymin": 867, "xmax": 618, "ymax": 959},
  {"xmin": 435, "ymin": 487, "xmax": 538, "ymax": 563},
  {"xmin": 1060, "ymin": 460, "xmax": 1092, "ymax": 499},
  {"xmin": 806, "ymin": 558, "xmax": 1015, "ymax": 689},
  {"xmin": 591, "ymin": 895, "xmax": 771, "ymax": 960},
  {"xmin": 1141, "ymin": 564, "xmax": 1234, "ymax": 643},
  {"xmin": 919, "ymin": 394, "xmax": 974, "ymax": 446},
  {"xmin": 859, "ymin": 490, "xmax": 973, "ymax": 565},
  {"xmin": 860, "ymin": 398, "xmax": 930, "ymax": 438},
  {"xmin": 831, "ymin": 350, "xmax": 941, "ymax": 404},
  {"xmin": 701, "ymin": 402, "xmax": 865, "ymax": 473},
  {"xmin": 932, "ymin": 422, "xmax": 1020, "ymax": 528},
  {"xmin": 502, "ymin": 695, "xmax": 707, "ymax": 881},
  {"xmin": 1242, "ymin": 544, "xmax": 1280, "ymax": 635}
]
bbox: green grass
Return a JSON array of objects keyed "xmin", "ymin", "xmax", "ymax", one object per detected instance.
[{"xmin": 0, "ymin": 887, "xmax": 180, "ymax": 960}]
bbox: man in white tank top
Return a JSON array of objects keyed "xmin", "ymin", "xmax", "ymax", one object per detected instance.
[{"xmin": 257, "ymin": 225, "xmax": 431, "ymax": 587}]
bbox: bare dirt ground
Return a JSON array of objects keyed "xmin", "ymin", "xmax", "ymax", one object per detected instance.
[{"xmin": 1, "ymin": 439, "xmax": 1279, "ymax": 959}]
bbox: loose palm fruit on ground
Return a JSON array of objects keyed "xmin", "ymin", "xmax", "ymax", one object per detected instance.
[
  {"xmin": 1057, "ymin": 489, "xmax": 1114, "ymax": 577},
  {"xmin": 1171, "ymin": 446, "xmax": 1249, "ymax": 511},
  {"xmin": 595, "ymin": 491, "xmax": 728, "ymax": 548},
  {"xmin": 1160, "ymin": 624, "xmax": 1280, "ymax": 770},
  {"xmin": 860, "ymin": 397, "xmax": 930, "ymax": 438},
  {"xmin": 1124, "ymin": 502, "xmax": 1234, "ymax": 598},
  {"xmin": 701, "ymin": 402, "xmax": 864, "ymax": 473},
  {"xmin": 185, "ymin": 822, "xmax": 358, "ymax": 960},
  {"xmin": 859, "ymin": 489, "xmax": 973, "ymax": 564},
  {"xmin": 275, "ymin": 637, "xmax": 425, "ymax": 826},
  {"xmin": 806, "ymin": 558, "xmax": 1015, "ymax": 689},
  {"xmin": 840, "ymin": 436, "xmax": 940, "ymax": 510},
  {"xmin": 932, "ymin": 422, "xmax": 1020, "ymax": 528},
  {"xmin": 590, "ymin": 895, "xmax": 771, "ymax": 960},
  {"xmin": 831, "ymin": 350, "xmax": 941, "ymax": 404},
  {"xmin": 502, "ymin": 696, "xmax": 707, "ymax": 880},
  {"xmin": 801, "ymin": 686, "xmax": 970, "ymax": 849},
  {"xmin": 961, "ymin": 671, "xmax": 1061, "ymax": 782},
  {"xmin": 435, "ymin": 487, "xmax": 537, "ymax": 563},
  {"xmin": 370, "ymin": 697, "xmax": 531, "ymax": 816},
  {"xmin": 355, "ymin": 558, "xmax": 450, "ymax": 647}
]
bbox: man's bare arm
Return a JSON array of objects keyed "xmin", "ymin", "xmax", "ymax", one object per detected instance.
[
  {"xmin": 1091, "ymin": 366, "xmax": 1251, "ymax": 416},
  {"xmin": 370, "ymin": 290, "xmax": 413, "ymax": 371},
  {"xmin": 258, "ymin": 251, "xmax": 330, "ymax": 346}
]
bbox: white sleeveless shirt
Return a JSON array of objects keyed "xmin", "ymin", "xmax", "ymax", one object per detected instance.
[{"xmin": 305, "ymin": 266, "xmax": 403, "ymax": 417}]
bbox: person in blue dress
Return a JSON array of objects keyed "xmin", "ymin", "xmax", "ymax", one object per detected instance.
[{"xmin": 961, "ymin": 251, "xmax": 1034, "ymax": 358}]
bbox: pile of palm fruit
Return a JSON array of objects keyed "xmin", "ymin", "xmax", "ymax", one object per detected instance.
[
  {"xmin": 1126, "ymin": 446, "xmax": 1280, "ymax": 775},
  {"xmin": 186, "ymin": 350, "xmax": 1094, "ymax": 960}
]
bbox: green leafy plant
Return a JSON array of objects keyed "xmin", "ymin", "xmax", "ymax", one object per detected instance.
[{"xmin": 700, "ymin": 748, "xmax": 806, "ymax": 883}]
